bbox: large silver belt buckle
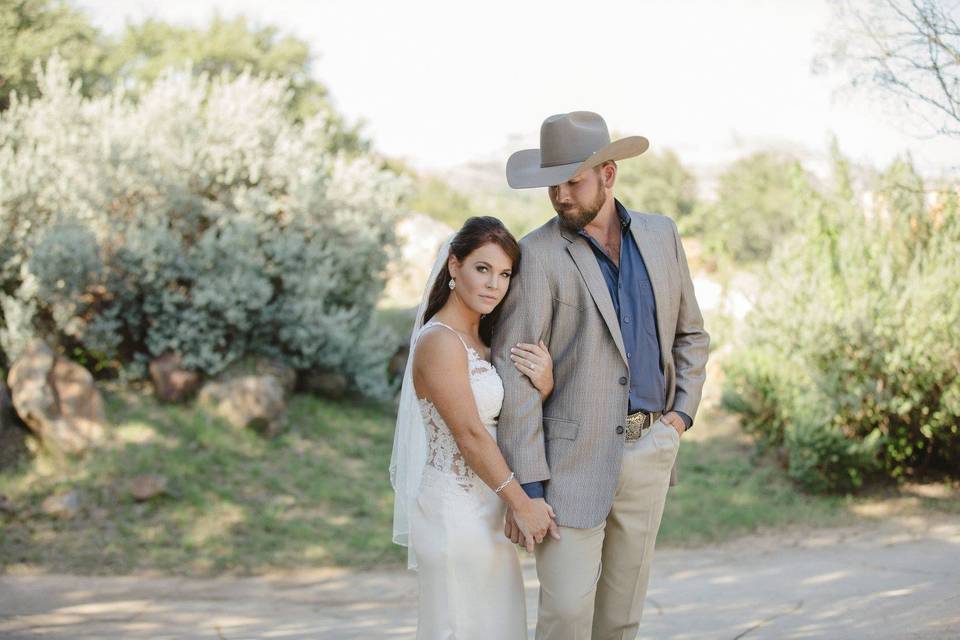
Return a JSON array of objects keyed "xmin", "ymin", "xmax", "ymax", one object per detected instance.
[{"xmin": 625, "ymin": 412, "xmax": 650, "ymax": 441}]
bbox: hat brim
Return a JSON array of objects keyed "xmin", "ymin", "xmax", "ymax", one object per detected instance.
[{"xmin": 505, "ymin": 136, "xmax": 649, "ymax": 189}]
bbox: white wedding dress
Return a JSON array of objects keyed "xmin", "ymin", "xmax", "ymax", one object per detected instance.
[{"xmin": 410, "ymin": 319, "xmax": 527, "ymax": 639}]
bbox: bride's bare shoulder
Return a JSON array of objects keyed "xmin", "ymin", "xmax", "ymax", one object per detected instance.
[{"xmin": 413, "ymin": 325, "xmax": 468, "ymax": 373}]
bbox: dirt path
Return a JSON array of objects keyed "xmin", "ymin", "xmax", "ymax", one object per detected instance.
[{"xmin": 2, "ymin": 514, "xmax": 958, "ymax": 639}]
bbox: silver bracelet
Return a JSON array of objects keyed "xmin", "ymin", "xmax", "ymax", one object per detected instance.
[{"xmin": 494, "ymin": 472, "xmax": 515, "ymax": 495}]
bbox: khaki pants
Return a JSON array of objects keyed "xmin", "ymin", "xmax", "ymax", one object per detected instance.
[{"xmin": 534, "ymin": 417, "xmax": 680, "ymax": 640}]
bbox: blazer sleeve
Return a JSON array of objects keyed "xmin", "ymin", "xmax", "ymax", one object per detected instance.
[
  {"xmin": 492, "ymin": 247, "xmax": 553, "ymax": 484},
  {"xmin": 668, "ymin": 219, "xmax": 710, "ymax": 424}
]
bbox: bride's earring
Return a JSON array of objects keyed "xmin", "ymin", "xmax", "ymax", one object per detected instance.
[{"xmin": 448, "ymin": 278, "xmax": 456, "ymax": 290}]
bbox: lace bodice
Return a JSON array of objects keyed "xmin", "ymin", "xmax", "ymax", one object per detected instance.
[{"xmin": 415, "ymin": 320, "xmax": 503, "ymax": 492}]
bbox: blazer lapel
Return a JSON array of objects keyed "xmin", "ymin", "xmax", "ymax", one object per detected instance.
[
  {"xmin": 562, "ymin": 231, "xmax": 628, "ymax": 365},
  {"xmin": 628, "ymin": 212, "xmax": 671, "ymax": 369}
]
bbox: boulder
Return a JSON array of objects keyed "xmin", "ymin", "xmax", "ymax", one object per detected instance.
[
  {"xmin": 149, "ymin": 352, "xmax": 202, "ymax": 403},
  {"xmin": 219, "ymin": 356, "xmax": 297, "ymax": 397},
  {"xmin": 7, "ymin": 339, "xmax": 106, "ymax": 454},
  {"xmin": 301, "ymin": 370, "xmax": 349, "ymax": 399},
  {"xmin": 199, "ymin": 374, "xmax": 286, "ymax": 436}
]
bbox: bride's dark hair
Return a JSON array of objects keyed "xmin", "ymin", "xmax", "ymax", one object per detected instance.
[{"xmin": 422, "ymin": 216, "xmax": 521, "ymax": 347}]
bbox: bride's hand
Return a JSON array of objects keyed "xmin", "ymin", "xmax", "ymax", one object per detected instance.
[
  {"xmin": 511, "ymin": 498, "xmax": 559, "ymax": 552},
  {"xmin": 511, "ymin": 340, "xmax": 553, "ymax": 399}
]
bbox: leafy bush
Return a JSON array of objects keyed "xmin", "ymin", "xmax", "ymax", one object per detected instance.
[
  {"xmin": 723, "ymin": 150, "xmax": 960, "ymax": 491},
  {"xmin": 696, "ymin": 151, "xmax": 811, "ymax": 265},
  {"xmin": 0, "ymin": 56, "xmax": 407, "ymax": 399},
  {"xmin": 616, "ymin": 148, "xmax": 698, "ymax": 232}
]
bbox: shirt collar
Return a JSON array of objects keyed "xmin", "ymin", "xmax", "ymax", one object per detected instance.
[{"xmin": 575, "ymin": 198, "xmax": 631, "ymax": 242}]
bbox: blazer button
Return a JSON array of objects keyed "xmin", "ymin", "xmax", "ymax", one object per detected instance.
[
  {"xmin": 616, "ymin": 425, "xmax": 624, "ymax": 435},
  {"xmin": 619, "ymin": 376, "xmax": 628, "ymax": 385}
]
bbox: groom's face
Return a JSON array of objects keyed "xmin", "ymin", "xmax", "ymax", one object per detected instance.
[{"xmin": 549, "ymin": 166, "xmax": 608, "ymax": 231}]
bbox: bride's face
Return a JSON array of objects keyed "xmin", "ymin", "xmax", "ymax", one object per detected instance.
[{"xmin": 449, "ymin": 242, "xmax": 514, "ymax": 315}]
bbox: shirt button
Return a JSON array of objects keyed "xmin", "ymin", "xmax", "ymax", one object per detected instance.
[
  {"xmin": 624, "ymin": 317, "xmax": 630, "ymax": 323},
  {"xmin": 615, "ymin": 425, "xmax": 624, "ymax": 435},
  {"xmin": 619, "ymin": 376, "xmax": 628, "ymax": 385}
]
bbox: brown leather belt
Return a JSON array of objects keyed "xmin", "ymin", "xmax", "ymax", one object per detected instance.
[{"xmin": 625, "ymin": 410, "xmax": 662, "ymax": 442}]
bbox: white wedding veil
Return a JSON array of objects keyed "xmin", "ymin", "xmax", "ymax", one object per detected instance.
[{"xmin": 389, "ymin": 232, "xmax": 455, "ymax": 571}]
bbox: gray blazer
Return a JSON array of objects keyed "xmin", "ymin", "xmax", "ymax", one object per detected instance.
[{"xmin": 493, "ymin": 208, "xmax": 709, "ymax": 529}]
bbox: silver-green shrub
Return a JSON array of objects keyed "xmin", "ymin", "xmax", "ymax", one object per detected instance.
[
  {"xmin": 0, "ymin": 55, "xmax": 407, "ymax": 398},
  {"xmin": 722, "ymin": 149, "xmax": 960, "ymax": 492}
]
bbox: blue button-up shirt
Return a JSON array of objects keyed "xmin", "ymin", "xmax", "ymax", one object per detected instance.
[
  {"xmin": 581, "ymin": 200, "xmax": 667, "ymax": 416},
  {"xmin": 521, "ymin": 200, "xmax": 690, "ymax": 500}
]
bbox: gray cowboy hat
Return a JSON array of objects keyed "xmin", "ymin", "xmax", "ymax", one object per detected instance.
[{"xmin": 506, "ymin": 111, "xmax": 649, "ymax": 189}]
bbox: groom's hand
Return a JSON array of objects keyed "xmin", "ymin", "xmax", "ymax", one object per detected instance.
[
  {"xmin": 662, "ymin": 411, "xmax": 686, "ymax": 437},
  {"xmin": 540, "ymin": 500, "xmax": 561, "ymax": 542}
]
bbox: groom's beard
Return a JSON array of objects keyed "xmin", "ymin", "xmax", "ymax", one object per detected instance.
[{"xmin": 555, "ymin": 187, "xmax": 607, "ymax": 232}]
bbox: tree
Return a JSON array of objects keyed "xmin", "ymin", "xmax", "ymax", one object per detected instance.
[
  {"xmin": 697, "ymin": 152, "xmax": 810, "ymax": 264},
  {"xmin": 101, "ymin": 15, "xmax": 365, "ymax": 151},
  {"xmin": 0, "ymin": 0, "xmax": 107, "ymax": 110},
  {"xmin": 614, "ymin": 148, "xmax": 698, "ymax": 228},
  {"xmin": 818, "ymin": 0, "xmax": 960, "ymax": 139},
  {"xmin": 0, "ymin": 2, "xmax": 365, "ymax": 151}
]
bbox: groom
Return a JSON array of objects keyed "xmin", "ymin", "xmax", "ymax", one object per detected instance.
[{"xmin": 492, "ymin": 111, "xmax": 709, "ymax": 639}]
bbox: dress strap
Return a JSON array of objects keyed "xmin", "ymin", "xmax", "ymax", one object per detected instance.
[{"xmin": 421, "ymin": 320, "xmax": 472, "ymax": 357}]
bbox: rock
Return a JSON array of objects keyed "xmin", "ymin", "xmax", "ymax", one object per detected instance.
[
  {"xmin": 149, "ymin": 352, "xmax": 202, "ymax": 403},
  {"xmin": 255, "ymin": 358, "xmax": 296, "ymax": 397},
  {"xmin": 129, "ymin": 474, "xmax": 169, "ymax": 502},
  {"xmin": 7, "ymin": 339, "xmax": 106, "ymax": 454},
  {"xmin": 301, "ymin": 370, "xmax": 349, "ymax": 399},
  {"xmin": 220, "ymin": 356, "xmax": 297, "ymax": 397},
  {"xmin": 199, "ymin": 374, "xmax": 286, "ymax": 436},
  {"xmin": 41, "ymin": 490, "xmax": 80, "ymax": 519}
]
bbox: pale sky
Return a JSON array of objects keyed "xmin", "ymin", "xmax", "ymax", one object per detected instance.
[{"xmin": 78, "ymin": 0, "xmax": 957, "ymax": 178}]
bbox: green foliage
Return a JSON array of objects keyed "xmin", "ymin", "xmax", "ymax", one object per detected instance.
[
  {"xmin": 616, "ymin": 148, "xmax": 698, "ymax": 231},
  {"xmin": 406, "ymin": 173, "xmax": 479, "ymax": 229},
  {"xmin": 398, "ymin": 148, "xmax": 700, "ymax": 241},
  {"xmin": 100, "ymin": 15, "xmax": 365, "ymax": 151},
  {"xmin": 723, "ymin": 149, "xmax": 960, "ymax": 492},
  {"xmin": 697, "ymin": 152, "xmax": 811, "ymax": 264},
  {"xmin": 0, "ymin": 0, "xmax": 106, "ymax": 109},
  {"xmin": 0, "ymin": 56, "xmax": 408, "ymax": 398},
  {"xmin": 402, "ymin": 161, "xmax": 554, "ymax": 237},
  {"xmin": 0, "ymin": 1, "xmax": 364, "ymax": 151}
]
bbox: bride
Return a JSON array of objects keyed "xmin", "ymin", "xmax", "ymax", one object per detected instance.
[{"xmin": 390, "ymin": 215, "xmax": 559, "ymax": 638}]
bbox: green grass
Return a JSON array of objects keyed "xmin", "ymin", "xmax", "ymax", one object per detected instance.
[
  {"xmin": 659, "ymin": 407, "xmax": 960, "ymax": 546},
  {"xmin": 659, "ymin": 424, "xmax": 852, "ymax": 546},
  {"xmin": 0, "ymin": 386, "xmax": 405, "ymax": 576},
  {"xmin": 1, "ymin": 389, "xmax": 956, "ymax": 576}
]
